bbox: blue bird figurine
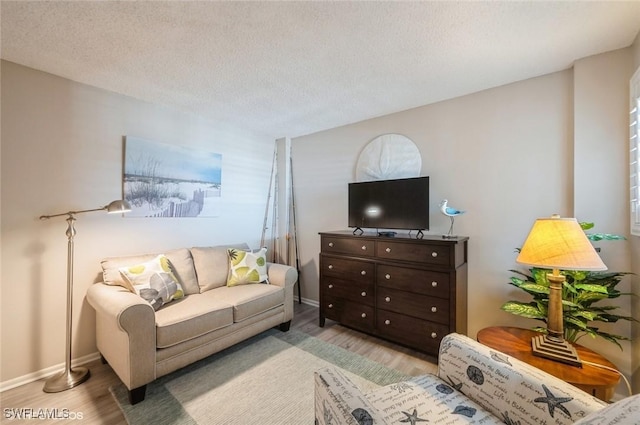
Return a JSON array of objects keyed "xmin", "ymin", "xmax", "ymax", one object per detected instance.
[{"xmin": 439, "ymin": 199, "xmax": 465, "ymax": 238}]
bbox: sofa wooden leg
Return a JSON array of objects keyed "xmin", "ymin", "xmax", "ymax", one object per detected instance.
[
  {"xmin": 129, "ymin": 385, "xmax": 147, "ymax": 405},
  {"xmin": 279, "ymin": 320, "xmax": 291, "ymax": 332},
  {"xmin": 100, "ymin": 354, "xmax": 108, "ymax": 365}
]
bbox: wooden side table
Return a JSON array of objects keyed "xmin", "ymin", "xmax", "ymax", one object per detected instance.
[{"xmin": 477, "ymin": 326, "xmax": 620, "ymax": 402}]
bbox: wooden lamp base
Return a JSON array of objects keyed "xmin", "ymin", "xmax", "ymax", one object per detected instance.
[{"xmin": 532, "ymin": 334, "xmax": 582, "ymax": 367}]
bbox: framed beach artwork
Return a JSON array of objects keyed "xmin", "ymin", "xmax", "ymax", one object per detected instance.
[{"xmin": 123, "ymin": 136, "xmax": 222, "ymax": 218}]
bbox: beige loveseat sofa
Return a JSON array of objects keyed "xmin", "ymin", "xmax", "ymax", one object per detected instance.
[
  {"xmin": 316, "ymin": 333, "xmax": 639, "ymax": 425},
  {"xmin": 87, "ymin": 244, "xmax": 297, "ymax": 404}
]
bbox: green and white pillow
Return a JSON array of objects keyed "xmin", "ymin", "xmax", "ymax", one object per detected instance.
[
  {"xmin": 226, "ymin": 247, "xmax": 269, "ymax": 287},
  {"xmin": 119, "ymin": 254, "xmax": 185, "ymax": 310}
]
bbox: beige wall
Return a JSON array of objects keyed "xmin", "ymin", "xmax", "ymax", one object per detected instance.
[
  {"xmin": 631, "ymin": 30, "xmax": 640, "ymax": 393},
  {"xmin": 573, "ymin": 48, "xmax": 634, "ymax": 377},
  {"xmin": 292, "ymin": 48, "xmax": 636, "ymax": 395},
  {"xmin": 0, "ymin": 61, "xmax": 274, "ymax": 386}
]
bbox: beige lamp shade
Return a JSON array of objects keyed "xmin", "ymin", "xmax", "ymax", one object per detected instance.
[{"xmin": 516, "ymin": 216, "xmax": 607, "ymax": 271}]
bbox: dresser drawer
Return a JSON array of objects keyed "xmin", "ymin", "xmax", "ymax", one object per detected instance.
[
  {"xmin": 375, "ymin": 241, "xmax": 452, "ymax": 266},
  {"xmin": 376, "ymin": 309, "xmax": 449, "ymax": 354},
  {"xmin": 320, "ymin": 255, "xmax": 374, "ymax": 283},
  {"xmin": 321, "ymin": 276, "xmax": 374, "ymax": 306},
  {"xmin": 322, "ymin": 296, "xmax": 375, "ymax": 333},
  {"xmin": 321, "ymin": 237, "xmax": 375, "ymax": 257},
  {"xmin": 377, "ymin": 287, "xmax": 449, "ymax": 325},
  {"xmin": 377, "ymin": 265, "xmax": 450, "ymax": 298}
]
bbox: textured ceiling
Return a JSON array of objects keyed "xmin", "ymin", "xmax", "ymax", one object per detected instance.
[{"xmin": 2, "ymin": 1, "xmax": 640, "ymax": 140}]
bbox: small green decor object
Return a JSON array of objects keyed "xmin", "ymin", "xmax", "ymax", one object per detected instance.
[{"xmin": 501, "ymin": 223, "xmax": 636, "ymax": 350}]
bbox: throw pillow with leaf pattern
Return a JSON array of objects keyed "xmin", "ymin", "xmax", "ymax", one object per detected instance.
[
  {"xmin": 226, "ymin": 247, "xmax": 269, "ymax": 286},
  {"xmin": 119, "ymin": 254, "xmax": 185, "ymax": 310}
]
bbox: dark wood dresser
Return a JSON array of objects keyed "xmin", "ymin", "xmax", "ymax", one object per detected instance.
[{"xmin": 319, "ymin": 231, "xmax": 468, "ymax": 356}]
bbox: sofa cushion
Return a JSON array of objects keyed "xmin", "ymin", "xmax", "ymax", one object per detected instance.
[
  {"xmin": 365, "ymin": 374, "xmax": 499, "ymax": 424},
  {"xmin": 191, "ymin": 244, "xmax": 250, "ymax": 292},
  {"xmin": 155, "ymin": 291, "xmax": 234, "ymax": 348},
  {"xmin": 101, "ymin": 248, "xmax": 200, "ymax": 295},
  {"xmin": 119, "ymin": 254, "xmax": 185, "ymax": 311},
  {"xmin": 226, "ymin": 247, "xmax": 269, "ymax": 286},
  {"xmin": 211, "ymin": 284, "xmax": 284, "ymax": 322}
]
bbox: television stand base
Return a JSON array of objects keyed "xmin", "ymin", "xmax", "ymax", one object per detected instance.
[{"xmin": 378, "ymin": 231, "xmax": 397, "ymax": 237}]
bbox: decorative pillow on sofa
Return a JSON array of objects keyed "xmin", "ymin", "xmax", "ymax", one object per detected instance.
[
  {"xmin": 119, "ymin": 254, "xmax": 185, "ymax": 311},
  {"xmin": 101, "ymin": 248, "xmax": 200, "ymax": 295},
  {"xmin": 226, "ymin": 247, "xmax": 269, "ymax": 287}
]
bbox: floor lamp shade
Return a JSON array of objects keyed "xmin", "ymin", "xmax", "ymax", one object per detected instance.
[
  {"xmin": 516, "ymin": 215, "xmax": 607, "ymax": 366},
  {"xmin": 40, "ymin": 199, "xmax": 130, "ymax": 392}
]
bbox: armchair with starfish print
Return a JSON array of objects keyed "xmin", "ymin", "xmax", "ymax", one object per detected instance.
[{"xmin": 315, "ymin": 333, "xmax": 617, "ymax": 425}]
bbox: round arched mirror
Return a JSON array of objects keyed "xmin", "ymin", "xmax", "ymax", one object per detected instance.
[{"xmin": 355, "ymin": 134, "xmax": 421, "ymax": 181}]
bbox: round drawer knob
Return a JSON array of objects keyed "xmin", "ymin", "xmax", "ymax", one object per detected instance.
[
  {"xmin": 328, "ymin": 304, "xmax": 333, "ymax": 309},
  {"xmin": 431, "ymin": 332, "xmax": 438, "ymax": 339},
  {"xmin": 361, "ymin": 245, "xmax": 367, "ymax": 250},
  {"xmin": 385, "ymin": 296, "xmax": 391, "ymax": 302},
  {"xmin": 361, "ymin": 313, "xmax": 367, "ymax": 318},
  {"xmin": 431, "ymin": 306, "xmax": 437, "ymax": 313},
  {"xmin": 385, "ymin": 274, "xmax": 391, "ymax": 280},
  {"xmin": 431, "ymin": 281, "xmax": 438, "ymax": 287},
  {"xmin": 385, "ymin": 247, "xmax": 391, "ymax": 253},
  {"xmin": 384, "ymin": 319, "xmax": 391, "ymax": 325},
  {"xmin": 328, "ymin": 264, "xmax": 334, "ymax": 270},
  {"xmin": 328, "ymin": 284, "xmax": 333, "ymax": 289},
  {"xmin": 361, "ymin": 291, "xmax": 367, "ymax": 297},
  {"xmin": 361, "ymin": 270, "xmax": 367, "ymax": 275},
  {"xmin": 328, "ymin": 242, "xmax": 334, "ymax": 247},
  {"xmin": 431, "ymin": 252, "xmax": 438, "ymax": 257}
]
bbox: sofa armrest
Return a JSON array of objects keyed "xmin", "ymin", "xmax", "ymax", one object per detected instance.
[
  {"xmin": 266, "ymin": 262, "xmax": 298, "ymax": 289},
  {"xmin": 86, "ymin": 283, "xmax": 156, "ymax": 390},
  {"xmin": 315, "ymin": 367, "xmax": 388, "ymax": 425},
  {"xmin": 572, "ymin": 394, "xmax": 640, "ymax": 425},
  {"xmin": 437, "ymin": 333, "xmax": 607, "ymax": 425},
  {"xmin": 266, "ymin": 263, "xmax": 298, "ymax": 323}
]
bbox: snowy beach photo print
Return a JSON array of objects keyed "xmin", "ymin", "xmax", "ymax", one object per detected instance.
[{"xmin": 123, "ymin": 136, "xmax": 222, "ymax": 218}]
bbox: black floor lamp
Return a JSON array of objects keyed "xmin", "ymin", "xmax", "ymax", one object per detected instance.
[{"xmin": 39, "ymin": 200, "xmax": 130, "ymax": 392}]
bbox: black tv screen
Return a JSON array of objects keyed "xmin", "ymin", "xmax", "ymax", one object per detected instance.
[{"xmin": 348, "ymin": 177, "xmax": 429, "ymax": 231}]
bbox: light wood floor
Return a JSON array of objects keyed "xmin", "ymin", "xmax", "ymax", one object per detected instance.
[{"xmin": 0, "ymin": 303, "xmax": 438, "ymax": 424}]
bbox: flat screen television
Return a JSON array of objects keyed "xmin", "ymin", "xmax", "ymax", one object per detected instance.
[{"xmin": 348, "ymin": 176, "xmax": 429, "ymax": 232}]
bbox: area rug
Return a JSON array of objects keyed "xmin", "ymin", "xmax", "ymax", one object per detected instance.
[{"xmin": 110, "ymin": 329, "xmax": 414, "ymax": 425}]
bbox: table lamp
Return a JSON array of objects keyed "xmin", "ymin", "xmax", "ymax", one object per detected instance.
[
  {"xmin": 39, "ymin": 199, "xmax": 131, "ymax": 392},
  {"xmin": 516, "ymin": 214, "xmax": 607, "ymax": 367}
]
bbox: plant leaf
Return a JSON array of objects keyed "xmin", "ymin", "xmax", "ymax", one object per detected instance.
[
  {"xmin": 579, "ymin": 222, "xmax": 595, "ymax": 231},
  {"xmin": 531, "ymin": 268, "xmax": 550, "ymax": 285},
  {"xmin": 575, "ymin": 292, "xmax": 609, "ymax": 304},
  {"xmin": 565, "ymin": 270, "xmax": 589, "ymax": 282},
  {"xmin": 509, "ymin": 269, "xmax": 536, "ymax": 282},
  {"xmin": 574, "ymin": 284, "xmax": 609, "ymax": 294},
  {"xmin": 570, "ymin": 310, "xmax": 599, "ymax": 321},
  {"xmin": 501, "ymin": 302, "xmax": 546, "ymax": 319},
  {"xmin": 586, "ymin": 233, "xmax": 626, "ymax": 241},
  {"xmin": 565, "ymin": 316, "xmax": 589, "ymax": 330}
]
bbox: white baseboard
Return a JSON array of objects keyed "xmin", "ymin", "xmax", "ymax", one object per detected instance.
[
  {"xmin": 0, "ymin": 352, "xmax": 101, "ymax": 393},
  {"xmin": 299, "ymin": 297, "xmax": 318, "ymax": 308}
]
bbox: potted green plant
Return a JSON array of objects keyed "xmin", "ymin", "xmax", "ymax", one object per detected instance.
[{"xmin": 501, "ymin": 222, "xmax": 635, "ymax": 350}]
